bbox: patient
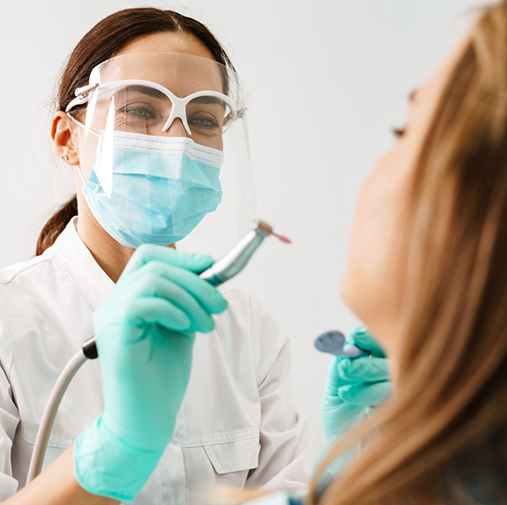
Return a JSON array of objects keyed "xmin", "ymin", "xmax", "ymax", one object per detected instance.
[{"xmin": 312, "ymin": 1, "xmax": 507, "ymax": 504}]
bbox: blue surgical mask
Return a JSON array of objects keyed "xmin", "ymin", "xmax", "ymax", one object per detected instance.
[{"xmin": 81, "ymin": 131, "xmax": 223, "ymax": 249}]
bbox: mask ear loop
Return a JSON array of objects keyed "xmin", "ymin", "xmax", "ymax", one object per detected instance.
[
  {"xmin": 67, "ymin": 113, "xmax": 100, "ymax": 138},
  {"xmin": 65, "ymin": 113, "xmax": 99, "ymax": 188},
  {"xmin": 68, "ymin": 106, "xmax": 115, "ymax": 198},
  {"xmin": 63, "ymin": 112, "xmax": 95, "ymax": 186},
  {"xmin": 75, "ymin": 165, "xmax": 87, "ymax": 187}
]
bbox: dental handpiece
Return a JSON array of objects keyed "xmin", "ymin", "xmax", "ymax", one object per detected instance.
[
  {"xmin": 27, "ymin": 220, "xmax": 291, "ymax": 484},
  {"xmin": 199, "ymin": 220, "xmax": 291, "ymax": 286},
  {"xmin": 80, "ymin": 220, "xmax": 291, "ymax": 360},
  {"xmin": 314, "ymin": 330, "xmax": 369, "ymax": 358}
]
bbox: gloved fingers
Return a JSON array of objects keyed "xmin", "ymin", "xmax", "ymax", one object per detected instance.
[
  {"xmin": 347, "ymin": 326, "xmax": 386, "ymax": 358},
  {"xmin": 124, "ymin": 298, "xmax": 192, "ymax": 333},
  {"xmin": 322, "ymin": 401, "xmax": 358, "ymax": 418},
  {"xmin": 321, "ymin": 403, "xmax": 367, "ymax": 440},
  {"xmin": 324, "ymin": 357, "xmax": 354, "ymax": 394},
  {"xmin": 124, "ymin": 274, "xmax": 217, "ymax": 333},
  {"xmin": 124, "ymin": 260, "xmax": 227, "ymax": 314},
  {"xmin": 337, "ymin": 381, "xmax": 391, "ymax": 406},
  {"xmin": 325, "ymin": 357, "xmax": 340, "ymax": 389},
  {"xmin": 122, "ymin": 244, "xmax": 214, "ymax": 278},
  {"xmin": 337, "ymin": 356, "xmax": 389, "ymax": 383}
]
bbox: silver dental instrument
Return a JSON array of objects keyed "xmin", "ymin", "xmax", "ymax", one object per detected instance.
[
  {"xmin": 314, "ymin": 330, "xmax": 369, "ymax": 358},
  {"xmin": 27, "ymin": 220, "xmax": 289, "ymax": 483},
  {"xmin": 199, "ymin": 220, "xmax": 291, "ymax": 285}
]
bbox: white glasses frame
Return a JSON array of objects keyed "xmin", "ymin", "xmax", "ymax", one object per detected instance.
[{"xmin": 65, "ymin": 79, "xmax": 241, "ymax": 136}]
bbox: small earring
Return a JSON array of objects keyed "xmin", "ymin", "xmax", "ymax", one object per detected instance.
[{"xmin": 62, "ymin": 155, "xmax": 69, "ymax": 161}]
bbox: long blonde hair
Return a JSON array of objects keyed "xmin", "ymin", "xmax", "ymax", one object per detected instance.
[{"xmin": 311, "ymin": 2, "xmax": 507, "ymax": 504}]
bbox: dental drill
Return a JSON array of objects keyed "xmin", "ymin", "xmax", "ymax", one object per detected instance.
[
  {"xmin": 26, "ymin": 220, "xmax": 290, "ymax": 483},
  {"xmin": 199, "ymin": 220, "xmax": 290, "ymax": 285}
]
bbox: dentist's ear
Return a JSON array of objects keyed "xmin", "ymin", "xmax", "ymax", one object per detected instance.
[{"xmin": 52, "ymin": 112, "xmax": 80, "ymax": 166}]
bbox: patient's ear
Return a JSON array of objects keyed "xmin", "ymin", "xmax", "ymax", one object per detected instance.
[{"xmin": 52, "ymin": 112, "xmax": 80, "ymax": 166}]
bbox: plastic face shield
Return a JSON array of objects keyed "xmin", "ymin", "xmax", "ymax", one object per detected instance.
[{"xmin": 67, "ymin": 52, "xmax": 256, "ymax": 253}]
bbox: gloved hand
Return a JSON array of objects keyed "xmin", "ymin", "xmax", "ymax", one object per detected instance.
[
  {"xmin": 321, "ymin": 326, "xmax": 390, "ymax": 443},
  {"xmin": 74, "ymin": 245, "xmax": 227, "ymax": 502}
]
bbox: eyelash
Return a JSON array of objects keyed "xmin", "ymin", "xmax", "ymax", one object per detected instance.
[{"xmin": 392, "ymin": 127, "xmax": 406, "ymax": 138}]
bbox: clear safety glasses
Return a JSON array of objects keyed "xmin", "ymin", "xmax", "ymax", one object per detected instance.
[
  {"xmin": 66, "ymin": 80, "xmax": 240, "ymax": 140},
  {"xmin": 66, "ymin": 52, "xmax": 256, "ymax": 255}
]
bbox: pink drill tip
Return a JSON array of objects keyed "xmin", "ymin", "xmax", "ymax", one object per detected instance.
[{"xmin": 277, "ymin": 234, "xmax": 292, "ymax": 244}]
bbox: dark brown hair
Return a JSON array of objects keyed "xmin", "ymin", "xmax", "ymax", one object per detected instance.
[
  {"xmin": 36, "ymin": 7, "xmax": 234, "ymax": 256},
  {"xmin": 310, "ymin": 2, "xmax": 507, "ymax": 504}
]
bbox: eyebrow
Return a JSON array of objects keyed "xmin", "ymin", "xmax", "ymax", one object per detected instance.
[
  {"xmin": 409, "ymin": 89, "xmax": 418, "ymax": 103},
  {"xmin": 115, "ymin": 85, "xmax": 166, "ymax": 100},
  {"xmin": 112, "ymin": 86, "xmax": 226, "ymax": 106},
  {"xmin": 189, "ymin": 96, "xmax": 225, "ymax": 106}
]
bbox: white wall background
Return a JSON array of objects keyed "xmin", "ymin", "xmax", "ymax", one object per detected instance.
[{"xmin": 0, "ymin": 0, "xmax": 484, "ymax": 455}]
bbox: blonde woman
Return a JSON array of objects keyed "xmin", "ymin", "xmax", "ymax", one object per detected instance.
[
  {"xmin": 309, "ymin": 1, "xmax": 507, "ymax": 503},
  {"xmin": 206, "ymin": 2, "xmax": 507, "ymax": 504}
]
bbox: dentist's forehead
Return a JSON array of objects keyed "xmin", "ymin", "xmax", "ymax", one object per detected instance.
[{"xmin": 96, "ymin": 52, "xmax": 225, "ymax": 97}]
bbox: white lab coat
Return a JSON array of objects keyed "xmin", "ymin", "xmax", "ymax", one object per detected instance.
[{"xmin": 0, "ymin": 218, "xmax": 312, "ymax": 504}]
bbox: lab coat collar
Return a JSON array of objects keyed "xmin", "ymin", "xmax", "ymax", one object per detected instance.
[{"xmin": 52, "ymin": 217, "xmax": 115, "ymax": 308}]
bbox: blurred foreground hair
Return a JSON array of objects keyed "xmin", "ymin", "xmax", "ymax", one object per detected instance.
[{"xmin": 311, "ymin": 2, "xmax": 507, "ymax": 504}]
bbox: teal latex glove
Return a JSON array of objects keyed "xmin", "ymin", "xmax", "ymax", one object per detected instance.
[
  {"xmin": 321, "ymin": 326, "xmax": 390, "ymax": 442},
  {"xmin": 74, "ymin": 245, "xmax": 227, "ymax": 502}
]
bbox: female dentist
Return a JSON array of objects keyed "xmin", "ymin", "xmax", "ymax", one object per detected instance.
[{"xmin": 0, "ymin": 8, "xmax": 313, "ymax": 504}]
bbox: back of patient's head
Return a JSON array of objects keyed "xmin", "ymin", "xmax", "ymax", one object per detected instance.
[{"xmin": 313, "ymin": 2, "xmax": 507, "ymax": 504}]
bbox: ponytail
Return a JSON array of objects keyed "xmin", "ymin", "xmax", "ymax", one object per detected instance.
[{"xmin": 36, "ymin": 195, "xmax": 78, "ymax": 256}]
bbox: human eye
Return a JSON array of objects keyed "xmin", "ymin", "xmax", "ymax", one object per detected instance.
[
  {"xmin": 122, "ymin": 103, "xmax": 156, "ymax": 120},
  {"xmin": 188, "ymin": 112, "xmax": 222, "ymax": 136},
  {"xmin": 186, "ymin": 97, "xmax": 226, "ymax": 135},
  {"xmin": 392, "ymin": 126, "xmax": 406, "ymax": 139},
  {"xmin": 189, "ymin": 114, "xmax": 219, "ymax": 128}
]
